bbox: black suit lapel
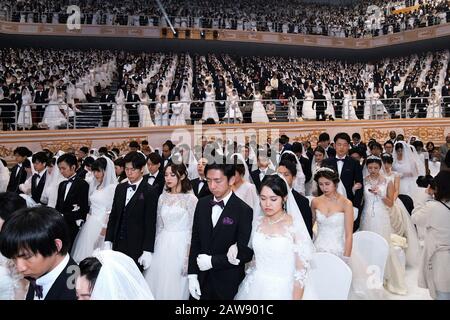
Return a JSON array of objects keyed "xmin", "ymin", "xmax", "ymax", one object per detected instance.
[
  {"xmin": 45, "ymin": 257, "xmax": 77, "ymax": 300},
  {"xmin": 211, "ymin": 194, "xmax": 235, "ymax": 240},
  {"xmin": 125, "ymin": 180, "xmax": 145, "ymax": 210}
]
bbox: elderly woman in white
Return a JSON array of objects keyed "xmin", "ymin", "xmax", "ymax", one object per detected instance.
[{"xmin": 411, "ymin": 171, "xmax": 450, "ymax": 300}]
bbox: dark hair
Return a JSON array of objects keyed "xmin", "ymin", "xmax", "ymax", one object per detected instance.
[
  {"xmin": 82, "ymin": 156, "xmax": 96, "ymax": 169},
  {"xmin": 352, "ymin": 132, "xmax": 361, "ymax": 140},
  {"xmin": 80, "ymin": 147, "xmax": 89, "ymax": 154},
  {"xmin": 0, "ymin": 192, "xmax": 26, "ymax": 221},
  {"xmin": 384, "ymin": 140, "xmax": 394, "ymax": 147},
  {"xmin": 334, "ymin": 132, "xmax": 351, "ymax": 144},
  {"xmin": 416, "ymin": 175, "xmax": 434, "ymax": 188},
  {"xmin": 22, "ymin": 159, "xmax": 31, "ymax": 169},
  {"xmin": 91, "ymin": 158, "xmax": 107, "ymax": 172},
  {"xmin": 278, "ymin": 159, "xmax": 297, "ymax": 177},
  {"xmin": 114, "ymin": 158, "xmax": 125, "ymax": 168},
  {"xmin": 260, "ymin": 175, "xmax": 288, "ymax": 198},
  {"xmin": 142, "ymin": 140, "xmax": 149, "ymax": 146},
  {"xmin": 366, "ymin": 157, "xmax": 382, "ymax": 167},
  {"xmin": 445, "ymin": 150, "xmax": 450, "ymax": 168},
  {"xmin": 13, "ymin": 147, "xmax": 32, "ymax": 158},
  {"xmin": 381, "ymin": 153, "xmax": 393, "ymax": 164},
  {"xmin": 413, "ymin": 140, "xmax": 424, "ymax": 150},
  {"xmin": 0, "ymin": 206, "xmax": 70, "ymax": 259},
  {"xmin": 32, "ymin": 151, "xmax": 48, "ymax": 165},
  {"xmin": 395, "ymin": 142, "xmax": 404, "ymax": 152},
  {"xmin": 314, "ymin": 167, "xmax": 340, "ymax": 185},
  {"xmin": 280, "ymin": 152, "xmax": 297, "ymax": 165},
  {"xmin": 129, "ymin": 141, "xmax": 140, "ymax": 149},
  {"xmin": 163, "ymin": 140, "xmax": 175, "ymax": 151},
  {"xmin": 57, "ymin": 153, "xmax": 78, "ymax": 168},
  {"xmin": 147, "ymin": 152, "xmax": 162, "ymax": 166},
  {"xmin": 434, "ymin": 171, "xmax": 450, "ymax": 201},
  {"xmin": 313, "ymin": 146, "xmax": 326, "ymax": 155},
  {"xmin": 291, "ymin": 142, "xmax": 303, "ymax": 155},
  {"xmin": 397, "ymin": 134, "xmax": 405, "ymax": 141},
  {"xmin": 230, "ymin": 155, "xmax": 246, "ymax": 177},
  {"xmin": 79, "ymin": 257, "xmax": 102, "ymax": 293},
  {"xmin": 98, "ymin": 147, "xmax": 108, "ymax": 155},
  {"xmin": 123, "ymin": 151, "xmax": 146, "ymax": 169},
  {"xmin": 164, "ymin": 163, "xmax": 192, "ymax": 193},
  {"xmin": 349, "ymin": 148, "xmax": 364, "ymax": 158},
  {"xmin": 204, "ymin": 158, "xmax": 236, "ymax": 181},
  {"xmin": 47, "ymin": 157, "xmax": 56, "ymax": 167},
  {"xmin": 318, "ymin": 132, "xmax": 330, "ymax": 142},
  {"xmin": 369, "ymin": 142, "xmax": 382, "ymax": 151},
  {"xmin": 112, "ymin": 148, "xmax": 120, "ymax": 156}
]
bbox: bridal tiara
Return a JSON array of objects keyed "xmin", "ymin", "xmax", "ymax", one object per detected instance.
[
  {"xmin": 316, "ymin": 167, "xmax": 336, "ymax": 174},
  {"xmin": 367, "ymin": 155, "xmax": 382, "ymax": 160}
]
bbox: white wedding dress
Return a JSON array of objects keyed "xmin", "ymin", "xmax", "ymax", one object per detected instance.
[
  {"xmin": 109, "ymin": 90, "xmax": 129, "ymax": 128},
  {"xmin": 42, "ymin": 89, "xmax": 67, "ymax": 129},
  {"xmin": 170, "ymin": 102, "xmax": 186, "ymax": 126},
  {"xmin": 71, "ymin": 183, "xmax": 117, "ymax": 263},
  {"xmin": 235, "ymin": 216, "xmax": 309, "ymax": 300},
  {"xmin": 302, "ymin": 90, "xmax": 316, "ymax": 120},
  {"xmin": 251, "ymin": 93, "xmax": 269, "ymax": 123},
  {"xmin": 342, "ymin": 93, "xmax": 358, "ymax": 120},
  {"xmin": 202, "ymin": 90, "xmax": 219, "ymax": 122},
  {"xmin": 314, "ymin": 210, "xmax": 345, "ymax": 256},
  {"xmin": 145, "ymin": 192, "xmax": 198, "ymax": 300},
  {"xmin": 138, "ymin": 96, "xmax": 154, "ymax": 127}
]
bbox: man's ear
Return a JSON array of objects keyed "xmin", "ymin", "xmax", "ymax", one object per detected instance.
[
  {"xmin": 54, "ymin": 239, "xmax": 63, "ymax": 253},
  {"xmin": 229, "ymin": 175, "xmax": 236, "ymax": 187}
]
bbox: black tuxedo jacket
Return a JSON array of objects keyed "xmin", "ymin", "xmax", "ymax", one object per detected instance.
[
  {"xmin": 105, "ymin": 180, "xmax": 158, "ymax": 262},
  {"xmin": 26, "ymin": 257, "xmax": 78, "ymax": 300},
  {"xmin": 100, "ymin": 94, "xmax": 115, "ymax": 106},
  {"xmin": 144, "ymin": 171, "xmax": 165, "ymax": 196},
  {"xmin": 299, "ymin": 156, "xmax": 313, "ymax": 183},
  {"xmin": 322, "ymin": 156, "xmax": 363, "ymax": 230},
  {"xmin": 292, "ymin": 189, "xmax": 313, "ymax": 238},
  {"xmin": 33, "ymin": 90, "xmax": 48, "ymax": 104},
  {"xmin": 76, "ymin": 167, "xmax": 87, "ymax": 180},
  {"xmin": 6, "ymin": 164, "xmax": 28, "ymax": 193},
  {"xmin": 191, "ymin": 178, "xmax": 212, "ymax": 199},
  {"xmin": 188, "ymin": 193, "xmax": 253, "ymax": 300},
  {"xmin": 31, "ymin": 171, "xmax": 47, "ymax": 204},
  {"xmin": 250, "ymin": 168, "xmax": 275, "ymax": 193},
  {"xmin": 55, "ymin": 177, "xmax": 90, "ymax": 245}
]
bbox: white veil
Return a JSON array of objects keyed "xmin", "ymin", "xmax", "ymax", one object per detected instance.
[
  {"xmin": 230, "ymin": 152, "xmax": 250, "ymax": 181},
  {"xmin": 90, "ymin": 250, "xmax": 154, "ymax": 300},
  {"xmin": 88, "ymin": 156, "xmax": 118, "ymax": 196},
  {"xmin": 41, "ymin": 151, "xmax": 66, "ymax": 207},
  {"xmin": 281, "ymin": 150, "xmax": 306, "ymax": 195},
  {"xmin": 393, "ymin": 141, "xmax": 418, "ymax": 177},
  {"xmin": 0, "ymin": 159, "xmax": 10, "ymax": 192}
]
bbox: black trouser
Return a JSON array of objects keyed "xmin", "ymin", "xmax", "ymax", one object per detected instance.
[
  {"xmin": 316, "ymin": 106, "xmax": 326, "ymax": 121},
  {"xmin": 101, "ymin": 105, "xmax": 112, "ymax": 127},
  {"xmin": 127, "ymin": 106, "xmax": 139, "ymax": 127}
]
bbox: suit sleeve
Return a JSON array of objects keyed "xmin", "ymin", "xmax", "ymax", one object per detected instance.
[
  {"xmin": 300, "ymin": 196, "xmax": 313, "ymax": 238},
  {"xmin": 211, "ymin": 206, "xmax": 254, "ymax": 269},
  {"xmin": 188, "ymin": 202, "xmax": 202, "ymax": 275},
  {"xmin": 77, "ymin": 181, "xmax": 90, "ymax": 221},
  {"xmin": 301, "ymin": 156, "xmax": 312, "ymax": 183},
  {"xmin": 142, "ymin": 185, "xmax": 158, "ymax": 253},
  {"xmin": 353, "ymin": 161, "xmax": 364, "ymax": 208},
  {"xmin": 105, "ymin": 186, "xmax": 121, "ymax": 243}
]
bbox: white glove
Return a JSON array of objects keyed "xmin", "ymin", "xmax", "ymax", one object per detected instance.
[
  {"xmin": 188, "ymin": 274, "xmax": 202, "ymax": 300},
  {"xmin": 227, "ymin": 243, "xmax": 240, "ymax": 266},
  {"xmin": 341, "ymin": 255, "xmax": 350, "ymax": 266},
  {"xmin": 76, "ymin": 219, "xmax": 84, "ymax": 227},
  {"xmin": 103, "ymin": 241, "xmax": 113, "ymax": 250},
  {"xmin": 196, "ymin": 254, "xmax": 212, "ymax": 271},
  {"xmin": 138, "ymin": 251, "xmax": 153, "ymax": 270}
]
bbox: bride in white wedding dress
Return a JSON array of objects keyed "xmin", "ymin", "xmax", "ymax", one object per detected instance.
[
  {"xmin": 302, "ymin": 86, "xmax": 316, "ymax": 120},
  {"xmin": 235, "ymin": 175, "xmax": 315, "ymax": 300},
  {"xmin": 72, "ymin": 157, "xmax": 118, "ymax": 263}
]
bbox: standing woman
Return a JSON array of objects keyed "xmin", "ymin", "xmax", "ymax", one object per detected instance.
[
  {"xmin": 72, "ymin": 157, "xmax": 118, "ymax": 263},
  {"xmin": 145, "ymin": 163, "xmax": 198, "ymax": 299},
  {"xmin": 412, "ymin": 171, "xmax": 450, "ymax": 300}
]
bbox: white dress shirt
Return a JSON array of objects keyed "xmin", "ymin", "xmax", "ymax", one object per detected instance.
[
  {"xmin": 64, "ymin": 174, "xmax": 77, "ymax": 201},
  {"xmin": 336, "ymin": 156, "xmax": 346, "ymax": 177},
  {"xmin": 211, "ymin": 191, "xmax": 232, "ymax": 228},
  {"xmin": 35, "ymin": 254, "xmax": 70, "ymax": 300},
  {"xmin": 259, "ymin": 168, "xmax": 267, "ymax": 181},
  {"xmin": 147, "ymin": 172, "xmax": 158, "ymax": 186},
  {"xmin": 126, "ymin": 177, "xmax": 143, "ymax": 206},
  {"xmin": 198, "ymin": 178, "xmax": 206, "ymax": 194},
  {"xmin": 34, "ymin": 168, "xmax": 47, "ymax": 187},
  {"xmin": 15, "ymin": 163, "xmax": 22, "ymax": 177}
]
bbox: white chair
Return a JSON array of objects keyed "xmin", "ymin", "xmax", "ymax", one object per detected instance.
[
  {"xmin": 303, "ymin": 252, "xmax": 353, "ymax": 300},
  {"xmin": 352, "ymin": 231, "xmax": 389, "ymax": 283}
]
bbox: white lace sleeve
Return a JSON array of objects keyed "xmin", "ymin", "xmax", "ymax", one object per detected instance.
[
  {"xmin": 155, "ymin": 193, "xmax": 165, "ymax": 240},
  {"xmin": 183, "ymin": 194, "xmax": 198, "ymax": 276},
  {"xmin": 290, "ymin": 217, "xmax": 314, "ymax": 289}
]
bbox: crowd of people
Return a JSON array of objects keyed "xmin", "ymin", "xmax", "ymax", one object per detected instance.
[
  {"xmin": 0, "ymin": 0, "xmax": 449, "ymax": 38},
  {"xmin": 1, "ymin": 47, "xmax": 450, "ymax": 130},
  {"xmin": 0, "ymin": 130, "xmax": 449, "ymax": 300}
]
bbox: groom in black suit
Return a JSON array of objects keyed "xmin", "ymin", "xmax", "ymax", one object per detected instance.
[
  {"xmin": 55, "ymin": 153, "xmax": 90, "ymax": 250},
  {"xmin": 188, "ymin": 160, "xmax": 254, "ymax": 300},
  {"xmin": 191, "ymin": 157, "xmax": 212, "ymax": 199},
  {"xmin": 31, "ymin": 151, "xmax": 48, "ymax": 204},
  {"xmin": 322, "ymin": 132, "xmax": 363, "ymax": 231},
  {"xmin": 104, "ymin": 152, "xmax": 158, "ymax": 270}
]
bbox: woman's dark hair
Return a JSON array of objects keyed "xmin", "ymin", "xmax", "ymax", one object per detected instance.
[
  {"xmin": 318, "ymin": 132, "xmax": 330, "ymax": 142},
  {"xmin": 333, "ymin": 132, "xmax": 351, "ymax": 144},
  {"xmin": 82, "ymin": 156, "xmax": 96, "ymax": 169},
  {"xmin": 369, "ymin": 142, "xmax": 382, "ymax": 151},
  {"xmin": 204, "ymin": 157, "xmax": 236, "ymax": 180},
  {"xmin": 413, "ymin": 140, "xmax": 424, "ymax": 151},
  {"xmin": 42, "ymin": 148, "xmax": 54, "ymax": 159},
  {"xmin": 231, "ymin": 155, "xmax": 246, "ymax": 177},
  {"xmin": 147, "ymin": 152, "xmax": 162, "ymax": 166},
  {"xmin": 426, "ymin": 141, "xmax": 435, "ymax": 150},
  {"xmin": 291, "ymin": 142, "xmax": 303, "ymax": 155},
  {"xmin": 278, "ymin": 159, "xmax": 297, "ymax": 177},
  {"xmin": 0, "ymin": 206, "xmax": 70, "ymax": 259},
  {"xmin": 91, "ymin": 158, "xmax": 107, "ymax": 172},
  {"xmin": 0, "ymin": 192, "xmax": 27, "ymax": 221},
  {"xmin": 280, "ymin": 152, "xmax": 297, "ymax": 165},
  {"xmin": 313, "ymin": 146, "xmax": 326, "ymax": 156},
  {"xmin": 164, "ymin": 163, "xmax": 192, "ymax": 193},
  {"xmin": 366, "ymin": 157, "xmax": 382, "ymax": 167},
  {"xmin": 13, "ymin": 147, "xmax": 32, "ymax": 158},
  {"xmin": 395, "ymin": 142, "xmax": 404, "ymax": 152},
  {"xmin": 314, "ymin": 167, "xmax": 340, "ymax": 185},
  {"xmin": 381, "ymin": 153, "xmax": 393, "ymax": 164},
  {"xmin": 22, "ymin": 159, "xmax": 31, "ymax": 169},
  {"xmin": 433, "ymin": 171, "xmax": 450, "ymax": 201},
  {"xmin": 416, "ymin": 175, "xmax": 434, "ymax": 188},
  {"xmin": 79, "ymin": 257, "xmax": 102, "ymax": 293},
  {"xmin": 123, "ymin": 151, "xmax": 146, "ymax": 169},
  {"xmin": 32, "ymin": 152, "xmax": 48, "ymax": 164},
  {"xmin": 57, "ymin": 153, "xmax": 78, "ymax": 168},
  {"xmin": 260, "ymin": 175, "xmax": 288, "ymax": 198},
  {"xmin": 98, "ymin": 147, "xmax": 108, "ymax": 155},
  {"xmin": 47, "ymin": 157, "xmax": 56, "ymax": 167}
]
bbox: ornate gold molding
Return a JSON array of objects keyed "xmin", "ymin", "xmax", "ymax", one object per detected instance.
[
  {"xmin": 362, "ymin": 128, "xmax": 393, "ymax": 143},
  {"xmin": 40, "ymin": 140, "xmax": 93, "ymax": 153},
  {"xmin": 105, "ymin": 137, "xmax": 147, "ymax": 153},
  {"xmin": 403, "ymin": 127, "xmax": 445, "ymax": 142}
]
